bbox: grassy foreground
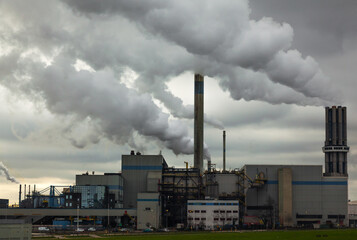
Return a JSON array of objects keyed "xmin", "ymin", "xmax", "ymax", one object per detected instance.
[{"xmin": 34, "ymin": 229, "xmax": 357, "ymax": 240}]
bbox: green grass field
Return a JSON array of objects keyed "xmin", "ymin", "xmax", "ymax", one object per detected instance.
[{"xmin": 33, "ymin": 229, "xmax": 357, "ymax": 240}]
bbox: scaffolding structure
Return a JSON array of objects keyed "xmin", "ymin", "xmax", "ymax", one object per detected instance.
[{"xmin": 159, "ymin": 167, "xmax": 204, "ymax": 227}]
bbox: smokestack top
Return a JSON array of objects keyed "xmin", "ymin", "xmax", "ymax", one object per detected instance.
[{"xmin": 194, "ymin": 74, "xmax": 204, "ymax": 95}]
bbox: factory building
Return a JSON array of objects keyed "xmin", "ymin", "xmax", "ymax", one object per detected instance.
[
  {"xmin": 187, "ymin": 200, "xmax": 239, "ymax": 230},
  {"xmin": 137, "ymin": 192, "xmax": 160, "ymax": 229},
  {"xmin": 243, "ymin": 165, "xmax": 348, "ymax": 227},
  {"xmin": 0, "ymin": 199, "xmax": 8, "ymax": 208},
  {"xmin": 0, "ymin": 74, "xmax": 350, "ymax": 230},
  {"xmin": 122, "ymin": 153, "xmax": 166, "ymax": 209},
  {"xmin": 76, "ymin": 172, "xmax": 123, "ymax": 208}
]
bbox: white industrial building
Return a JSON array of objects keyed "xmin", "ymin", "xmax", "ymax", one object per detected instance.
[{"xmin": 187, "ymin": 200, "xmax": 239, "ymax": 230}]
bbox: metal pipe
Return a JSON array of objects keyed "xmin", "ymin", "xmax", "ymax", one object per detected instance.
[
  {"xmin": 24, "ymin": 184, "xmax": 26, "ymax": 200},
  {"xmin": 338, "ymin": 106, "xmax": 343, "ymax": 145},
  {"xmin": 223, "ymin": 130, "xmax": 226, "ymax": 172},
  {"xmin": 332, "ymin": 106, "xmax": 337, "ymax": 145},
  {"xmin": 194, "ymin": 73, "xmax": 204, "ymax": 173}
]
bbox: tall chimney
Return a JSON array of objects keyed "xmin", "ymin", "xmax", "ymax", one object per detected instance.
[
  {"xmin": 194, "ymin": 73, "xmax": 204, "ymax": 173},
  {"xmin": 19, "ymin": 184, "xmax": 22, "ymax": 207},
  {"xmin": 223, "ymin": 130, "xmax": 226, "ymax": 172},
  {"xmin": 323, "ymin": 106, "xmax": 349, "ymax": 176}
]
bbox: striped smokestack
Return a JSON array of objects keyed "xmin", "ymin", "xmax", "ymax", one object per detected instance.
[{"xmin": 194, "ymin": 73, "xmax": 204, "ymax": 173}]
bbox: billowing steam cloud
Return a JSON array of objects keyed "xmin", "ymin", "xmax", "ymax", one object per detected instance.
[
  {"xmin": 0, "ymin": 0, "xmax": 338, "ymax": 158},
  {"xmin": 0, "ymin": 162, "xmax": 19, "ymax": 183},
  {"xmin": 64, "ymin": 0, "xmax": 339, "ymax": 105}
]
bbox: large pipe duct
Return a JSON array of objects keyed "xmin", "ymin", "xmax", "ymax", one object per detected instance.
[
  {"xmin": 194, "ymin": 73, "xmax": 204, "ymax": 173},
  {"xmin": 223, "ymin": 130, "xmax": 226, "ymax": 172}
]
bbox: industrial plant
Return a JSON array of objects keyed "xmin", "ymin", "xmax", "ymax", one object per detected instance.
[{"xmin": 0, "ymin": 74, "xmax": 350, "ymax": 230}]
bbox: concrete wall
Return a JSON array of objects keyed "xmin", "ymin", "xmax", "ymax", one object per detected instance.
[
  {"xmin": 0, "ymin": 223, "xmax": 32, "ymax": 240},
  {"xmin": 122, "ymin": 155, "xmax": 164, "ymax": 208},
  {"xmin": 215, "ymin": 173, "xmax": 239, "ymax": 196},
  {"xmin": 278, "ymin": 168, "xmax": 293, "ymax": 226},
  {"xmin": 76, "ymin": 173, "xmax": 123, "ymax": 208},
  {"xmin": 137, "ymin": 193, "xmax": 160, "ymax": 230},
  {"xmin": 244, "ymin": 165, "xmax": 348, "ymax": 227}
]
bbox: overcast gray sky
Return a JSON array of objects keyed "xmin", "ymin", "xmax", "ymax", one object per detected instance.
[{"xmin": 0, "ymin": 0, "xmax": 356, "ymax": 204}]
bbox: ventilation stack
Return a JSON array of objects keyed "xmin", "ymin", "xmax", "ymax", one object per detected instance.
[
  {"xmin": 194, "ymin": 74, "xmax": 204, "ymax": 173},
  {"xmin": 223, "ymin": 130, "xmax": 226, "ymax": 172},
  {"xmin": 323, "ymin": 106, "xmax": 349, "ymax": 176}
]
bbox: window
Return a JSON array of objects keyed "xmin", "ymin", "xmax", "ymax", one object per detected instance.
[
  {"xmin": 66, "ymin": 195, "xmax": 68, "ymax": 199},
  {"xmin": 233, "ymin": 210, "xmax": 238, "ymax": 213},
  {"xmin": 220, "ymin": 210, "xmax": 225, "ymax": 213},
  {"xmin": 70, "ymin": 195, "xmax": 72, "ymax": 199},
  {"xmin": 201, "ymin": 210, "xmax": 206, "ymax": 213},
  {"xmin": 188, "ymin": 210, "xmax": 193, "ymax": 213},
  {"xmin": 227, "ymin": 218, "xmax": 232, "ymax": 221},
  {"xmin": 227, "ymin": 210, "xmax": 232, "ymax": 213},
  {"xmin": 214, "ymin": 218, "xmax": 219, "ymax": 221},
  {"xmin": 195, "ymin": 210, "xmax": 200, "ymax": 213},
  {"xmin": 195, "ymin": 218, "xmax": 199, "ymax": 220},
  {"xmin": 69, "ymin": 203, "xmax": 72, "ymax": 207},
  {"xmin": 201, "ymin": 218, "xmax": 206, "ymax": 221},
  {"xmin": 220, "ymin": 218, "xmax": 225, "ymax": 221},
  {"xmin": 188, "ymin": 217, "xmax": 193, "ymax": 220},
  {"xmin": 214, "ymin": 210, "xmax": 219, "ymax": 213},
  {"xmin": 66, "ymin": 203, "xmax": 68, "ymax": 207},
  {"xmin": 145, "ymin": 207, "xmax": 151, "ymax": 211}
]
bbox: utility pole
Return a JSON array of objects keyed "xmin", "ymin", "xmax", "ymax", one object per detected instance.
[
  {"xmin": 107, "ymin": 202, "xmax": 110, "ymax": 232},
  {"xmin": 77, "ymin": 205, "xmax": 79, "ymax": 230}
]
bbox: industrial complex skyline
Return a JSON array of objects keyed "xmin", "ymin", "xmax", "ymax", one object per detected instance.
[{"xmin": 0, "ymin": 0, "xmax": 356, "ymax": 204}]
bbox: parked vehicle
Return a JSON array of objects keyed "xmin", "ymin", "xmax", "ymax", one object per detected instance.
[
  {"xmin": 38, "ymin": 227, "xmax": 50, "ymax": 231},
  {"xmin": 158, "ymin": 228, "xmax": 170, "ymax": 232},
  {"xmin": 143, "ymin": 228, "xmax": 153, "ymax": 232}
]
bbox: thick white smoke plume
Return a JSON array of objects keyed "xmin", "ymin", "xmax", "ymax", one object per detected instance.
[
  {"xmin": 0, "ymin": 162, "xmax": 19, "ymax": 183},
  {"xmin": 0, "ymin": 0, "xmax": 339, "ymax": 158}
]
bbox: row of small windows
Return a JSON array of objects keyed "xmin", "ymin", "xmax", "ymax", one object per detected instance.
[
  {"xmin": 188, "ymin": 202, "xmax": 238, "ymax": 206},
  {"xmin": 188, "ymin": 210, "xmax": 238, "ymax": 213},
  {"xmin": 296, "ymin": 214, "xmax": 345, "ymax": 219},
  {"xmin": 188, "ymin": 210, "xmax": 206, "ymax": 213},
  {"xmin": 188, "ymin": 217, "xmax": 206, "ymax": 221},
  {"xmin": 188, "ymin": 217, "xmax": 238, "ymax": 221},
  {"xmin": 213, "ymin": 210, "xmax": 238, "ymax": 213},
  {"xmin": 214, "ymin": 218, "xmax": 237, "ymax": 221}
]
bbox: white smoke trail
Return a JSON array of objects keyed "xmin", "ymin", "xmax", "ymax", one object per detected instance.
[
  {"xmin": 0, "ymin": 162, "xmax": 19, "ymax": 183},
  {"xmin": 0, "ymin": 0, "xmax": 340, "ymax": 158},
  {"xmin": 63, "ymin": 0, "xmax": 339, "ymax": 105}
]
